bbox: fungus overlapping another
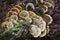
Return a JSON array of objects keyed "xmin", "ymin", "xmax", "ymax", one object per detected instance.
[{"xmin": 1, "ymin": 0, "xmax": 54, "ymax": 40}]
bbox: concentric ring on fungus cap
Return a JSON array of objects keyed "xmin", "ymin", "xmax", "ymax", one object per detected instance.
[
  {"xmin": 30, "ymin": 25, "xmax": 41, "ymax": 37},
  {"xmin": 25, "ymin": 17, "xmax": 32, "ymax": 23},
  {"xmin": 7, "ymin": 4, "xmax": 22, "ymax": 17},
  {"xmin": 42, "ymin": 5, "xmax": 48, "ymax": 13},
  {"xmin": 6, "ymin": 22, "xmax": 14, "ymax": 29},
  {"xmin": 11, "ymin": 7, "xmax": 20, "ymax": 14},
  {"xmin": 29, "ymin": 11, "xmax": 43, "ymax": 21},
  {"xmin": 32, "ymin": 15, "xmax": 46, "ymax": 32},
  {"xmin": 26, "ymin": 3, "xmax": 35, "ymax": 11},
  {"xmin": 9, "ymin": 15, "xmax": 18, "ymax": 24},
  {"xmin": 32, "ymin": 17, "xmax": 46, "ymax": 32},
  {"xmin": 9, "ymin": 15, "xmax": 18, "ymax": 21},
  {"xmin": 19, "ymin": 10, "xmax": 29, "ymax": 19},
  {"xmin": 7, "ymin": 11, "xmax": 18, "ymax": 17},
  {"xmin": 42, "ymin": 14, "xmax": 53, "ymax": 25},
  {"xmin": 1, "ymin": 21, "xmax": 8, "ymax": 29},
  {"xmin": 29, "ymin": 11, "xmax": 36, "ymax": 17}
]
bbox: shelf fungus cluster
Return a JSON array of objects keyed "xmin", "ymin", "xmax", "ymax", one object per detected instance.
[{"xmin": 1, "ymin": 0, "xmax": 54, "ymax": 39}]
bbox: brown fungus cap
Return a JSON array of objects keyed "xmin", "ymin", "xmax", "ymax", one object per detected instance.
[{"xmin": 42, "ymin": 14, "xmax": 53, "ymax": 25}]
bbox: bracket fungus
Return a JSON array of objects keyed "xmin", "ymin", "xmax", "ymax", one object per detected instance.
[
  {"xmin": 32, "ymin": 17, "xmax": 46, "ymax": 32},
  {"xmin": 29, "ymin": 11, "xmax": 37, "ymax": 17},
  {"xmin": 6, "ymin": 22, "xmax": 14, "ymax": 29},
  {"xmin": 0, "ymin": 0, "xmax": 54, "ymax": 40},
  {"xmin": 42, "ymin": 5, "xmax": 48, "ymax": 13},
  {"xmin": 26, "ymin": 3, "xmax": 35, "ymax": 11},
  {"xmin": 19, "ymin": 10, "xmax": 29, "ymax": 19},
  {"xmin": 9, "ymin": 15, "xmax": 18, "ymax": 24},
  {"xmin": 44, "ymin": 2, "xmax": 54, "ymax": 8},
  {"xmin": 42, "ymin": 14, "xmax": 53, "ymax": 25},
  {"xmin": 6, "ymin": 3, "xmax": 23, "ymax": 17},
  {"xmin": 1, "ymin": 21, "xmax": 8, "ymax": 29},
  {"xmin": 29, "ymin": 25, "xmax": 41, "ymax": 37}
]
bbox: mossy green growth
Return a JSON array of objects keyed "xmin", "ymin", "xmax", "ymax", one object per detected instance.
[
  {"xmin": 1, "ymin": 20, "xmax": 26, "ymax": 36},
  {"xmin": 1, "ymin": 24, "xmax": 19, "ymax": 36}
]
